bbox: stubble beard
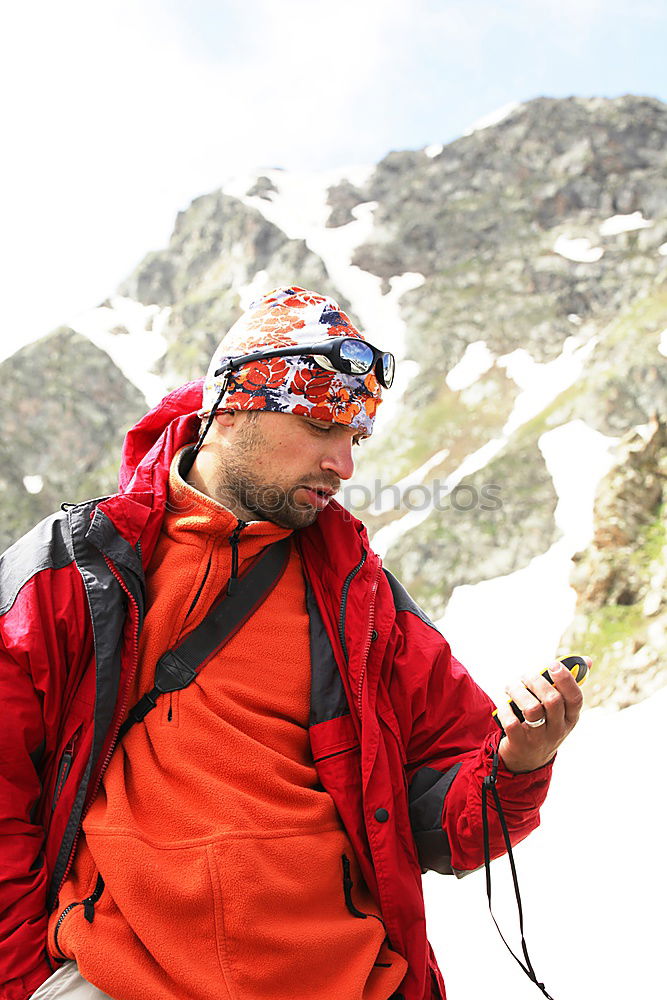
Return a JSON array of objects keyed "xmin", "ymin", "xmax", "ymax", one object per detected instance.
[{"xmin": 210, "ymin": 422, "xmax": 319, "ymax": 530}]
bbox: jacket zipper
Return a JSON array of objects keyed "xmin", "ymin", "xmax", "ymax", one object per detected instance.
[
  {"xmin": 337, "ymin": 550, "xmax": 381, "ymax": 718},
  {"xmin": 52, "ymin": 873, "xmax": 105, "ymax": 958},
  {"xmin": 56, "ymin": 557, "xmax": 140, "ymax": 895},
  {"xmin": 357, "ymin": 562, "xmax": 381, "ymax": 718},
  {"xmin": 87, "ymin": 557, "xmax": 140, "ymax": 806},
  {"xmin": 338, "ymin": 550, "xmax": 367, "ymax": 661},
  {"xmin": 51, "ymin": 730, "xmax": 80, "ymax": 811}
]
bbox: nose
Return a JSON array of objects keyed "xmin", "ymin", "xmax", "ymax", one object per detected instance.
[{"xmin": 321, "ymin": 433, "xmax": 355, "ymax": 481}]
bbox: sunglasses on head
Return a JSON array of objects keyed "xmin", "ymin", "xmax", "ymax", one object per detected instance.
[{"xmin": 214, "ymin": 336, "xmax": 395, "ymax": 389}]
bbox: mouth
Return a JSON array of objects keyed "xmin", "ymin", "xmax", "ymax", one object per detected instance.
[{"xmin": 297, "ymin": 485, "xmax": 337, "ymax": 509}]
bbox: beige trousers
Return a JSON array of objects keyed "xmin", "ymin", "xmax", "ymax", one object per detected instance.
[{"xmin": 30, "ymin": 963, "xmax": 113, "ymax": 1000}]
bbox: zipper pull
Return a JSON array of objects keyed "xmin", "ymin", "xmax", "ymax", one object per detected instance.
[
  {"xmin": 51, "ymin": 734, "xmax": 78, "ymax": 811},
  {"xmin": 83, "ymin": 873, "xmax": 105, "ymax": 923},
  {"xmin": 227, "ymin": 520, "xmax": 247, "ymax": 595}
]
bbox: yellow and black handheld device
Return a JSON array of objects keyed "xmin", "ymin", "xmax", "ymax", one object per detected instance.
[{"xmin": 492, "ymin": 654, "xmax": 588, "ymax": 731}]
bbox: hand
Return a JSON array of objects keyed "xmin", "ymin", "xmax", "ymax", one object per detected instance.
[{"xmin": 497, "ymin": 657, "xmax": 591, "ymax": 773}]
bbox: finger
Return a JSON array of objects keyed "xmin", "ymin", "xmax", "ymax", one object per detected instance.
[
  {"xmin": 548, "ymin": 661, "xmax": 584, "ymax": 723},
  {"xmin": 495, "ymin": 695, "xmax": 524, "ymax": 736},
  {"xmin": 503, "ymin": 679, "xmax": 545, "ymax": 726},
  {"xmin": 522, "ymin": 669, "xmax": 555, "ymax": 703}
]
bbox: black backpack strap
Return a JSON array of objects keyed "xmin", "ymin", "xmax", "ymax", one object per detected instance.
[{"xmin": 118, "ymin": 536, "xmax": 291, "ymax": 739}]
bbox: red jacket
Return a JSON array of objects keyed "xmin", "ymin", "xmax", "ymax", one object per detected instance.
[{"xmin": 0, "ymin": 381, "xmax": 553, "ymax": 1000}]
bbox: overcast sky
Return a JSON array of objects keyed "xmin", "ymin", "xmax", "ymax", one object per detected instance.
[{"xmin": 1, "ymin": 0, "xmax": 665, "ymax": 357}]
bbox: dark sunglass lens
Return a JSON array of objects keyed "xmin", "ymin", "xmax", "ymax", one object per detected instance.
[
  {"xmin": 340, "ymin": 339, "xmax": 374, "ymax": 374},
  {"xmin": 381, "ymin": 353, "xmax": 395, "ymax": 388}
]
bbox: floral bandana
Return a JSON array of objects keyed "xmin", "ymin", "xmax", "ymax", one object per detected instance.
[{"xmin": 202, "ymin": 287, "xmax": 383, "ymax": 437}]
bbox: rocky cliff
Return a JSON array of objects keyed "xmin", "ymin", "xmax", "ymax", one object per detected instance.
[{"xmin": 1, "ymin": 94, "xmax": 665, "ymax": 706}]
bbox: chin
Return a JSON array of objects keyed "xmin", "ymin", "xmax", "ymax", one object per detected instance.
[{"xmin": 269, "ymin": 506, "xmax": 319, "ymax": 530}]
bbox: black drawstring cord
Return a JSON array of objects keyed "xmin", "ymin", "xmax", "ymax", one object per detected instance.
[
  {"xmin": 180, "ymin": 377, "xmax": 229, "ymax": 479},
  {"xmin": 341, "ymin": 855, "xmax": 385, "ymax": 926},
  {"xmin": 482, "ymin": 751, "xmax": 556, "ymax": 1000}
]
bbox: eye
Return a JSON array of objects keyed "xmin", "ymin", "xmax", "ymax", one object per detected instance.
[{"xmin": 307, "ymin": 421, "xmax": 331, "ymax": 434}]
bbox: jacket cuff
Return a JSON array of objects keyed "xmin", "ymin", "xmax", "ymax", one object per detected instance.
[{"xmin": 485, "ymin": 729, "xmax": 554, "ymax": 811}]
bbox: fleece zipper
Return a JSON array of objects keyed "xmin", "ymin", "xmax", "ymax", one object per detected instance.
[
  {"xmin": 227, "ymin": 519, "xmax": 248, "ymax": 595},
  {"xmin": 52, "ymin": 872, "xmax": 105, "ymax": 959}
]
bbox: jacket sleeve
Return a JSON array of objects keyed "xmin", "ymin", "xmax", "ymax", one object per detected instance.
[
  {"xmin": 0, "ymin": 548, "xmax": 92, "ymax": 1000},
  {"xmin": 0, "ymin": 636, "xmax": 53, "ymax": 999},
  {"xmin": 385, "ymin": 580, "xmax": 553, "ymax": 878}
]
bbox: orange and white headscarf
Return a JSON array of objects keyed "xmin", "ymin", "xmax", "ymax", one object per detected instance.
[{"xmin": 202, "ymin": 287, "xmax": 383, "ymax": 437}]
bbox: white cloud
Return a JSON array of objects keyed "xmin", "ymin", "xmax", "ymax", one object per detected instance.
[{"xmin": 0, "ymin": 0, "xmax": 407, "ymax": 356}]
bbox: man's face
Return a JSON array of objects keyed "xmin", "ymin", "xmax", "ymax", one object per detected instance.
[{"xmin": 206, "ymin": 411, "xmax": 363, "ymax": 529}]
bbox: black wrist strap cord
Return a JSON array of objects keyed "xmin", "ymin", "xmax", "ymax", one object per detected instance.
[{"xmin": 481, "ymin": 751, "xmax": 556, "ymax": 1000}]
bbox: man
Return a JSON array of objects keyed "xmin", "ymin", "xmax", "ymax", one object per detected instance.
[{"xmin": 0, "ymin": 287, "xmax": 585, "ymax": 1000}]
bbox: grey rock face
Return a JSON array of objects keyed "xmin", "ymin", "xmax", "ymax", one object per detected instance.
[
  {"xmin": 325, "ymin": 179, "xmax": 366, "ymax": 228},
  {"xmin": 560, "ymin": 418, "xmax": 667, "ymax": 708},
  {"xmin": 385, "ymin": 439, "xmax": 560, "ymax": 618},
  {"xmin": 119, "ymin": 190, "xmax": 346, "ymax": 385},
  {"xmin": 351, "ymin": 96, "xmax": 667, "ymax": 371},
  {"xmin": 246, "ymin": 175, "xmax": 279, "ymax": 200},
  {"xmin": 0, "ymin": 328, "xmax": 146, "ymax": 552}
]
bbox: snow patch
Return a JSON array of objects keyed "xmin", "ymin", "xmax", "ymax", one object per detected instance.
[
  {"xmin": 436, "ymin": 419, "xmax": 618, "ymax": 697},
  {"xmin": 238, "ymin": 270, "xmax": 270, "ymax": 311},
  {"xmin": 69, "ymin": 296, "xmax": 170, "ymax": 406},
  {"xmin": 539, "ymin": 420, "xmax": 618, "ymax": 545},
  {"xmin": 553, "ymin": 235, "xmax": 604, "ymax": 263},
  {"xmin": 23, "ymin": 475, "xmax": 44, "ymax": 494},
  {"xmin": 371, "ymin": 436, "xmax": 504, "ymax": 559},
  {"xmin": 659, "ymin": 329, "xmax": 667, "ymax": 357},
  {"xmin": 423, "ymin": 687, "xmax": 666, "ymax": 999},
  {"xmin": 599, "ymin": 212, "xmax": 654, "ymax": 236},
  {"xmin": 446, "ymin": 341, "xmax": 495, "ymax": 392},
  {"xmin": 373, "ymin": 447, "xmax": 451, "ymax": 515},
  {"xmin": 498, "ymin": 334, "xmax": 597, "ymax": 437},
  {"xmin": 464, "ymin": 102, "xmax": 520, "ymax": 136},
  {"xmin": 659, "ymin": 242, "xmax": 667, "ymax": 257},
  {"xmin": 371, "ymin": 332, "xmax": 598, "ymax": 557},
  {"xmin": 424, "ymin": 143, "xmax": 443, "ymax": 158},
  {"xmin": 222, "ymin": 164, "xmax": 375, "ymax": 241},
  {"xmin": 567, "ymin": 313, "xmax": 582, "ymax": 326}
]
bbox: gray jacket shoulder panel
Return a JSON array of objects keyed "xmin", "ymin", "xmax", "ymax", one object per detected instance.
[
  {"xmin": 0, "ymin": 510, "xmax": 75, "ymax": 616},
  {"xmin": 382, "ymin": 568, "xmax": 441, "ymax": 634}
]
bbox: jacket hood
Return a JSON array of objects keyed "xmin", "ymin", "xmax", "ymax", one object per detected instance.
[
  {"xmin": 96, "ymin": 380, "xmax": 203, "ymax": 561},
  {"xmin": 118, "ymin": 379, "xmax": 204, "ymax": 494}
]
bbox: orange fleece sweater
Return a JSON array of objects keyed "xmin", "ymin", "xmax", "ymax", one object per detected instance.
[{"xmin": 50, "ymin": 449, "xmax": 407, "ymax": 1000}]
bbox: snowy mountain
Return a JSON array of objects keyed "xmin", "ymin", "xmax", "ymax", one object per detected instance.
[{"xmin": 1, "ymin": 93, "xmax": 665, "ymax": 997}]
